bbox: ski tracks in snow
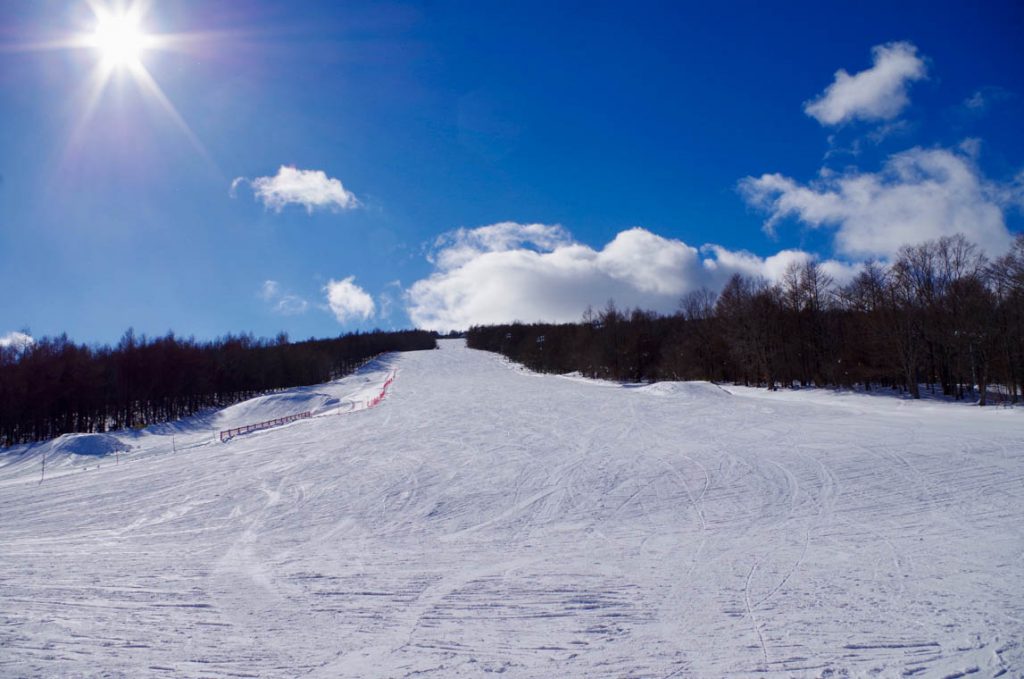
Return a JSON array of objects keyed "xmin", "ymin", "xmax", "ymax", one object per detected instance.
[{"xmin": 1, "ymin": 342, "xmax": 1022, "ymax": 677}]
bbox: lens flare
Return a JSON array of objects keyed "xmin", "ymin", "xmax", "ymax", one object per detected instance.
[{"xmin": 1, "ymin": 1, "xmax": 220, "ymax": 167}]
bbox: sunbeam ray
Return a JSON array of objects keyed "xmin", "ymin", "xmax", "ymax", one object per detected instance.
[
  {"xmin": 62, "ymin": 60, "xmax": 115, "ymax": 164},
  {"xmin": 128, "ymin": 61, "xmax": 216, "ymax": 169}
]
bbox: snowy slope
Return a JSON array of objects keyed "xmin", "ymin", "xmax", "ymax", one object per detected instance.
[{"xmin": 1, "ymin": 340, "xmax": 1022, "ymax": 678}]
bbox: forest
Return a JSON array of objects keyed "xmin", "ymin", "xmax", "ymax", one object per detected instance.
[
  {"xmin": 0, "ymin": 329, "xmax": 436, "ymax": 446},
  {"xmin": 468, "ymin": 235, "xmax": 1024, "ymax": 405}
]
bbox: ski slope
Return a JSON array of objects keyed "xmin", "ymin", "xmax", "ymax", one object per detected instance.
[{"xmin": 1, "ymin": 340, "xmax": 1022, "ymax": 678}]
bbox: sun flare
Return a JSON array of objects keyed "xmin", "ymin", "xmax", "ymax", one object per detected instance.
[
  {"xmin": 2, "ymin": 1, "xmax": 216, "ymax": 163},
  {"xmin": 90, "ymin": 13, "xmax": 150, "ymax": 68}
]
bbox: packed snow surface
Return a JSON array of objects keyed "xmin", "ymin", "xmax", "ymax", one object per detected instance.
[{"xmin": 1, "ymin": 340, "xmax": 1022, "ymax": 677}]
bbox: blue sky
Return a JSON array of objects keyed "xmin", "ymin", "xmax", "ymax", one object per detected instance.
[{"xmin": 1, "ymin": 0, "xmax": 1022, "ymax": 344}]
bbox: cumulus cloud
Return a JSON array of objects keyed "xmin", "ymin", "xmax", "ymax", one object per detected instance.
[
  {"xmin": 405, "ymin": 223, "xmax": 853, "ymax": 331},
  {"xmin": 259, "ymin": 280, "xmax": 309, "ymax": 316},
  {"xmin": 428, "ymin": 222, "xmax": 574, "ymax": 270},
  {"xmin": 232, "ymin": 166, "xmax": 359, "ymax": 213},
  {"xmin": 325, "ymin": 276, "xmax": 375, "ymax": 324},
  {"xmin": 740, "ymin": 145, "xmax": 1019, "ymax": 258},
  {"xmin": 700, "ymin": 246, "xmax": 860, "ymax": 286},
  {"xmin": 0, "ymin": 331, "xmax": 34, "ymax": 351},
  {"xmin": 804, "ymin": 42, "xmax": 927, "ymax": 126}
]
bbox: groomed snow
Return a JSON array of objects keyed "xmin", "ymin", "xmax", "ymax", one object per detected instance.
[{"xmin": 1, "ymin": 340, "xmax": 1021, "ymax": 677}]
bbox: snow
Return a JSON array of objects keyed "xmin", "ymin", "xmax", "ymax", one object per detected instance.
[
  {"xmin": 1, "ymin": 339, "xmax": 1022, "ymax": 677},
  {"xmin": 46, "ymin": 433, "xmax": 131, "ymax": 457},
  {"xmin": 0, "ymin": 433, "xmax": 132, "ymax": 480}
]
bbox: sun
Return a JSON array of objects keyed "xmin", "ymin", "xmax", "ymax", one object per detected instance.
[
  {"xmin": 89, "ymin": 12, "xmax": 150, "ymax": 68},
  {"xmin": 1, "ymin": 1, "xmax": 216, "ymax": 163}
]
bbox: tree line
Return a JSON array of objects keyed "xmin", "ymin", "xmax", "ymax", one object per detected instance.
[
  {"xmin": 0, "ymin": 329, "xmax": 436, "ymax": 446},
  {"xmin": 467, "ymin": 234, "xmax": 1024, "ymax": 405}
]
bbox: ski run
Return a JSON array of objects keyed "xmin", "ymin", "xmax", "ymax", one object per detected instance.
[{"xmin": 1, "ymin": 339, "xmax": 1022, "ymax": 678}]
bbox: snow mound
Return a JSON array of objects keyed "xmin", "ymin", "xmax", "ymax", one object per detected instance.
[
  {"xmin": 0, "ymin": 433, "xmax": 131, "ymax": 479},
  {"xmin": 214, "ymin": 391, "xmax": 340, "ymax": 428},
  {"xmin": 634, "ymin": 380, "xmax": 732, "ymax": 399},
  {"xmin": 50, "ymin": 433, "xmax": 130, "ymax": 457}
]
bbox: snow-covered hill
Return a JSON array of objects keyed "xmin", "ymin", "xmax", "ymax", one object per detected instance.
[{"xmin": 1, "ymin": 340, "xmax": 1021, "ymax": 677}]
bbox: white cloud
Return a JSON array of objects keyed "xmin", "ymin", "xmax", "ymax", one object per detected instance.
[
  {"xmin": 232, "ymin": 166, "xmax": 359, "ymax": 213},
  {"xmin": 259, "ymin": 280, "xmax": 309, "ymax": 316},
  {"xmin": 0, "ymin": 331, "xmax": 34, "ymax": 351},
  {"xmin": 405, "ymin": 223, "xmax": 852, "ymax": 331},
  {"xmin": 964, "ymin": 91, "xmax": 986, "ymax": 111},
  {"xmin": 962, "ymin": 86, "xmax": 1012, "ymax": 114},
  {"xmin": 429, "ymin": 222, "xmax": 573, "ymax": 270},
  {"xmin": 376, "ymin": 280, "xmax": 403, "ymax": 323},
  {"xmin": 325, "ymin": 276, "xmax": 375, "ymax": 324},
  {"xmin": 958, "ymin": 137, "xmax": 983, "ymax": 159},
  {"xmin": 804, "ymin": 42, "xmax": 927, "ymax": 126},
  {"xmin": 259, "ymin": 280, "xmax": 281, "ymax": 300},
  {"xmin": 700, "ymin": 246, "xmax": 860, "ymax": 286},
  {"xmin": 740, "ymin": 145, "xmax": 1019, "ymax": 258},
  {"xmin": 229, "ymin": 176, "xmax": 246, "ymax": 197},
  {"xmin": 276, "ymin": 296, "xmax": 310, "ymax": 315}
]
